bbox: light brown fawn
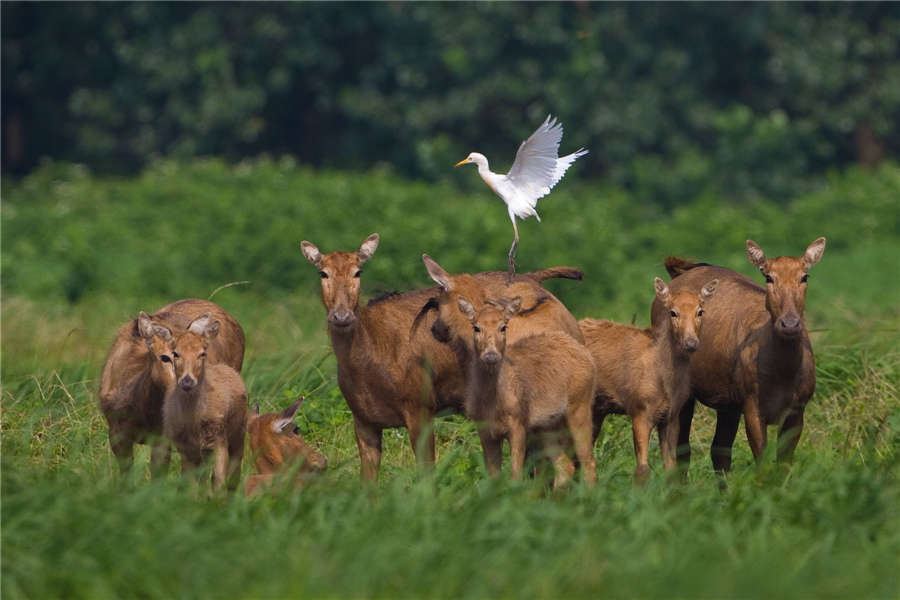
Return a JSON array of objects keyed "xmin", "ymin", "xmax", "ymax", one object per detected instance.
[
  {"xmin": 458, "ymin": 296, "xmax": 597, "ymax": 487},
  {"xmin": 99, "ymin": 299, "xmax": 244, "ymax": 476},
  {"xmin": 246, "ymin": 396, "xmax": 327, "ymax": 496},
  {"xmin": 162, "ymin": 313, "xmax": 248, "ymax": 492},
  {"xmin": 581, "ymin": 277, "xmax": 717, "ymax": 484},
  {"xmin": 652, "ymin": 237, "xmax": 825, "ymax": 476},
  {"xmin": 300, "ymin": 233, "xmax": 582, "ymax": 481}
]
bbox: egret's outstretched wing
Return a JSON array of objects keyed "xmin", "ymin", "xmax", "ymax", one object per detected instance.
[
  {"xmin": 505, "ymin": 115, "xmax": 563, "ymax": 205},
  {"xmin": 550, "ymin": 148, "xmax": 589, "ymax": 189}
]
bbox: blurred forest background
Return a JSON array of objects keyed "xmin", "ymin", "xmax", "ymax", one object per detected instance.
[{"xmin": 4, "ymin": 2, "xmax": 900, "ymax": 203}]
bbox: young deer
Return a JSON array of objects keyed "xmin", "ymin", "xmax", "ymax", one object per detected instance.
[
  {"xmin": 580, "ymin": 277, "xmax": 717, "ymax": 484},
  {"xmin": 458, "ymin": 296, "xmax": 597, "ymax": 487},
  {"xmin": 652, "ymin": 238, "xmax": 825, "ymax": 476},
  {"xmin": 246, "ymin": 396, "xmax": 327, "ymax": 496},
  {"xmin": 162, "ymin": 313, "xmax": 248, "ymax": 492},
  {"xmin": 99, "ymin": 299, "xmax": 244, "ymax": 476},
  {"xmin": 300, "ymin": 233, "xmax": 584, "ymax": 481}
]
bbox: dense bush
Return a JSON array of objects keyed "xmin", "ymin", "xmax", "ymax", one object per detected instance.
[{"xmin": 4, "ymin": 3, "xmax": 900, "ymax": 203}]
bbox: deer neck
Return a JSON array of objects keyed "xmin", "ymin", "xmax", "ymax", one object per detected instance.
[
  {"xmin": 465, "ymin": 356, "xmax": 502, "ymax": 420},
  {"xmin": 656, "ymin": 322, "xmax": 692, "ymax": 398}
]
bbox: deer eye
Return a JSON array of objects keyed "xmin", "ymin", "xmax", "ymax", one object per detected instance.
[
  {"xmin": 354, "ymin": 270, "xmax": 362, "ymax": 278},
  {"xmin": 473, "ymin": 325, "xmax": 481, "ymax": 333},
  {"xmin": 199, "ymin": 351, "xmax": 207, "ymax": 359},
  {"xmin": 669, "ymin": 310, "xmax": 677, "ymax": 318},
  {"xmin": 764, "ymin": 274, "xmax": 774, "ymax": 284},
  {"xmin": 697, "ymin": 309, "xmax": 704, "ymax": 317},
  {"xmin": 800, "ymin": 274, "xmax": 808, "ymax": 283},
  {"xmin": 500, "ymin": 325, "xmax": 507, "ymax": 333},
  {"xmin": 319, "ymin": 271, "xmax": 328, "ymax": 279},
  {"xmin": 160, "ymin": 355, "xmax": 172, "ymax": 363}
]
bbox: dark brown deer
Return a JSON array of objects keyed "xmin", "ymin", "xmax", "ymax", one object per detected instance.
[
  {"xmin": 581, "ymin": 277, "xmax": 717, "ymax": 484},
  {"xmin": 651, "ymin": 237, "xmax": 826, "ymax": 476},
  {"xmin": 458, "ymin": 296, "xmax": 597, "ymax": 487},
  {"xmin": 162, "ymin": 313, "xmax": 248, "ymax": 492},
  {"xmin": 300, "ymin": 234, "xmax": 582, "ymax": 481},
  {"xmin": 99, "ymin": 299, "xmax": 245, "ymax": 476},
  {"xmin": 246, "ymin": 396, "xmax": 327, "ymax": 496}
]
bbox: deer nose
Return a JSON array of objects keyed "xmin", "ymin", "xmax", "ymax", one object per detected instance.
[
  {"xmin": 684, "ymin": 337, "xmax": 699, "ymax": 353},
  {"xmin": 777, "ymin": 314, "xmax": 802, "ymax": 336},
  {"xmin": 328, "ymin": 308, "xmax": 355, "ymax": 327},
  {"xmin": 482, "ymin": 350, "xmax": 502, "ymax": 364},
  {"xmin": 179, "ymin": 375, "xmax": 196, "ymax": 391}
]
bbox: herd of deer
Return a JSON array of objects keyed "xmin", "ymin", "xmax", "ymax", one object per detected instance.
[{"xmin": 99, "ymin": 233, "xmax": 826, "ymax": 494}]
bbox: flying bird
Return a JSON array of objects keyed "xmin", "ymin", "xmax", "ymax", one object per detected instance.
[{"xmin": 455, "ymin": 115, "xmax": 587, "ymax": 279}]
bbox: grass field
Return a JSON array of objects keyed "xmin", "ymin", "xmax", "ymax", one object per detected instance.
[{"xmin": 2, "ymin": 161, "xmax": 899, "ymax": 598}]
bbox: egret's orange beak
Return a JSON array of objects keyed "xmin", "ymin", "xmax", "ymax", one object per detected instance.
[{"xmin": 455, "ymin": 157, "xmax": 472, "ymax": 167}]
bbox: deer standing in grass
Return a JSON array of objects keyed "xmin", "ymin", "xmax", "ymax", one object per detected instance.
[
  {"xmin": 99, "ymin": 299, "xmax": 244, "ymax": 476},
  {"xmin": 246, "ymin": 396, "xmax": 327, "ymax": 496},
  {"xmin": 581, "ymin": 277, "xmax": 718, "ymax": 484},
  {"xmin": 651, "ymin": 238, "xmax": 825, "ymax": 476},
  {"xmin": 300, "ymin": 234, "xmax": 583, "ymax": 481},
  {"xmin": 458, "ymin": 296, "xmax": 597, "ymax": 487},
  {"xmin": 162, "ymin": 313, "xmax": 248, "ymax": 492}
]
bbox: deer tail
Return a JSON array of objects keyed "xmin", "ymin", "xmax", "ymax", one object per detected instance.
[{"xmin": 523, "ymin": 266, "xmax": 584, "ymax": 282}]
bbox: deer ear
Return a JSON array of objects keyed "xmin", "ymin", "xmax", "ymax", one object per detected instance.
[
  {"xmin": 803, "ymin": 237, "xmax": 826, "ymax": 270},
  {"xmin": 423, "ymin": 254, "xmax": 452, "ymax": 291},
  {"xmin": 746, "ymin": 240, "xmax": 767, "ymax": 271},
  {"xmin": 701, "ymin": 279, "xmax": 718, "ymax": 300},
  {"xmin": 281, "ymin": 396, "xmax": 304, "ymax": 419},
  {"xmin": 357, "ymin": 233, "xmax": 380, "ymax": 264},
  {"xmin": 138, "ymin": 312, "xmax": 172, "ymax": 343},
  {"xmin": 654, "ymin": 277, "xmax": 670, "ymax": 302},
  {"xmin": 457, "ymin": 296, "xmax": 476, "ymax": 322},
  {"xmin": 271, "ymin": 417, "xmax": 295, "ymax": 434},
  {"xmin": 300, "ymin": 241, "xmax": 323, "ymax": 269},
  {"xmin": 188, "ymin": 313, "xmax": 218, "ymax": 339},
  {"xmin": 504, "ymin": 296, "xmax": 522, "ymax": 320}
]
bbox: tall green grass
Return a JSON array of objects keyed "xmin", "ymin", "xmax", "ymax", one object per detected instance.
[{"xmin": 2, "ymin": 161, "xmax": 900, "ymax": 597}]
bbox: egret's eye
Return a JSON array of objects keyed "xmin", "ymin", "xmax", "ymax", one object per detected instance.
[
  {"xmin": 319, "ymin": 271, "xmax": 328, "ymax": 279},
  {"xmin": 764, "ymin": 274, "xmax": 774, "ymax": 284},
  {"xmin": 670, "ymin": 310, "xmax": 677, "ymax": 318},
  {"xmin": 354, "ymin": 270, "xmax": 362, "ymax": 278},
  {"xmin": 697, "ymin": 309, "xmax": 704, "ymax": 317},
  {"xmin": 160, "ymin": 355, "xmax": 172, "ymax": 363},
  {"xmin": 473, "ymin": 325, "xmax": 481, "ymax": 333},
  {"xmin": 500, "ymin": 325, "xmax": 507, "ymax": 333},
  {"xmin": 172, "ymin": 351, "xmax": 180, "ymax": 359},
  {"xmin": 800, "ymin": 274, "xmax": 808, "ymax": 283}
]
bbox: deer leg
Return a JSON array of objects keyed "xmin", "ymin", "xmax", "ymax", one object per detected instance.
[
  {"xmin": 353, "ymin": 417, "xmax": 383, "ymax": 482},
  {"xmin": 211, "ymin": 439, "xmax": 229, "ymax": 492},
  {"xmin": 404, "ymin": 407, "xmax": 436, "ymax": 469},
  {"xmin": 226, "ymin": 430, "xmax": 244, "ymax": 492},
  {"xmin": 631, "ymin": 413, "xmax": 653, "ymax": 486},
  {"xmin": 568, "ymin": 397, "xmax": 597, "ymax": 487},
  {"xmin": 657, "ymin": 418, "xmax": 678, "ymax": 473},
  {"xmin": 108, "ymin": 424, "xmax": 136, "ymax": 475},
  {"xmin": 777, "ymin": 407, "xmax": 804, "ymax": 467},
  {"xmin": 149, "ymin": 436, "xmax": 171, "ymax": 479},
  {"xmin": 676, "ymin": 398, "xmax": 695, "ymax": 481},
  {"xmin": 743, "ymin": 399, "xmax": 768, "ymax": 462},
  {"xmin": 544, "ymin": 442, "xmax": 576, "ymax": 490},
  {"xmin": 507, "ymin": 219, "xmax": 520, "ymax": 283},
  {"xmin": 710, "ymin": 407, "xmax": 742, "ymax": 476},
  {"xmin": 508, "ymin": 421, "xmax": 527, "ymax": 481},
  {"xmin": 478, "ymin": 428, "xmax": 503, "ymax": 476}
]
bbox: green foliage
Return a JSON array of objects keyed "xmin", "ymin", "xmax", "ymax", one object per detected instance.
[{"xmin": 4, "ymin": 3, "xmax": 900, "ymax": 203}]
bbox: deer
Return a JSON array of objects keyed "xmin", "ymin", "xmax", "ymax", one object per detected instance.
[
  {"xmin": 161, "ymin": 313, "xmax": 248, "ymax": 492},
  {"xmin": 457, "ymin": 296, "xmax": 597, "ymax": 487},
  {"xmin": 651, "ymin": 237, "xmax": 826, "ymax": 477},
  {"xmin": 300, "ymin": 233, "xmax": 583, "ymax": 482},
  {"xmin": 99, "ymin": 299, "xmax": 245, "ymax": 476},
  {"xmin": 246, "ymin": 396, "xmax": 328, "ymax": 496},
  {"xmin": 580, "ymin": 277, "xmax": 718, "ymax": 484}
]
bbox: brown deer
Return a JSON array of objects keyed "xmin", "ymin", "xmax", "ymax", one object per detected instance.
[
  {"xmin": 580, "ymin": 277, "xmax": 718, "ymax": 484},
  {"xmin": 300, "ymin": 233, "xmax": 582, "ymax": 481},
  {"xmin": 246, "ymin": 396, "xmax": 327, "ymax": 496},
  {"xmin": 99, "ymin": 299, "xmax": 245, "ymax": 476},
  {"xmin": 457, "ymin": 296, "xmax": 597, "ymax": 487},
  {"xmin": 162, "ymin": 313, "xmax": 248, "ymax": 492},
  {"xmin": 651, "ymin": 237, "xmax": 826, "ymax": 476}
]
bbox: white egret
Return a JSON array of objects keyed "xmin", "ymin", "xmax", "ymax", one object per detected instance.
[{"xmin": 455, "ymin": 115, "xmax": 587, "ymax": 279}]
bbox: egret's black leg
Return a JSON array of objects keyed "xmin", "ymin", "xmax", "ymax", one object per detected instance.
[{"xmin": 507, "ymin": 220, "xmax": 519, "ymax": 283}]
